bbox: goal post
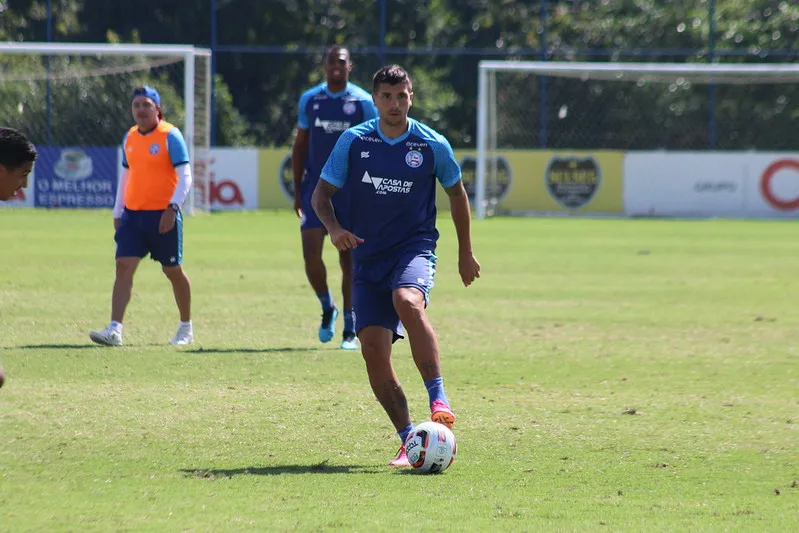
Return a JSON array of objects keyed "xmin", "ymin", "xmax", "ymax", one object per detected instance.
[
  {"xmin": 475, "ymin": 60, "xmax": 799, "ymax": 219},
  {"xmin": 0, "ymin": 42, "xmax": 212, "ymax": 213}
]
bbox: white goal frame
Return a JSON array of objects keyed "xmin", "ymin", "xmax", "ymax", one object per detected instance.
[
  {"xmin": 475, "ymin": 60, "xmax": 799, "ymax": 219},
  {"xmin": 0, "ymin": 42, "xmax": 212, "ymax": 213}
]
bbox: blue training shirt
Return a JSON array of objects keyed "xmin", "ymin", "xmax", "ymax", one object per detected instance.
[
  {"xmin": 321, "ymin": 117, "xmax": 462, "ymax": 261},
  {"xmin": 297, "ymin": 82, "xmax": 378, "ymax": 185}
]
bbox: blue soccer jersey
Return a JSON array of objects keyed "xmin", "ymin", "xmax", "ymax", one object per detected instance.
[
  {"xmin": 297, "ymin": 82, "xmax": 378, "ymax": 184},
  {"xmin": 320, "ymin": 118, "xmax": 462, "ymax": 261}
]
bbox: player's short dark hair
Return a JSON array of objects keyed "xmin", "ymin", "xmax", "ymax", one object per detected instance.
[
  {"xmin": 372, "ymin": 65, "xmax": 412, "ymax": 92},
  {"xmin": 0, "ymin": 127, "xmax": 37, "ymax": 169},
  {"xmin": 326, "ymin": 45, "xmax": 351, "ymax": 62}
]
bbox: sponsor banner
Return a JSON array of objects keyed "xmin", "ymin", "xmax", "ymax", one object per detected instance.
[
  {"xmin": 257, "ymin": 148, "xmax": 485, "ymax": 211},
  {"xmin": 258, "ymin": 148, "xmax": 294, "ymax": 209},
  {"xmin": 483, "ymin": 150, "xmax": 624, "ymax": 214},
  {"xmin": 34, "ymin": 147, "xmax": 118, "ymax": 208},
  {"xmin": 624, "ymin": 153, "xmax": 745, "ymax": 217},
  {"xmin": 624, "ymin": 152, "xmax": 799, "ymax": 218},
  {"xmin": 5, "ymin": 147, "xmax": 261, "ymax": 211},
  {"xmin": 256, "ymin": 148, "xmax": 624, "ymax": 215},
  {"xmin": 746, "ymin": 156, "xmax": 799, "ymax": 217},
  {"xmin": 202, "ymin": 148, "xmax": 259, "ymax": 211}
]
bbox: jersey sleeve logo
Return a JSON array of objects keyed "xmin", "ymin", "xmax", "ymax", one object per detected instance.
[
  {"xmin": 342, "ymin": 102, "xmax": 356, "ymax": 115},
  {"xmin": 405, "ymin": 150, "xmax": 424, "ymax": 168},
  {"xmin": 149, "ymin": 143, "xmax": 161, "ymax": 155}
]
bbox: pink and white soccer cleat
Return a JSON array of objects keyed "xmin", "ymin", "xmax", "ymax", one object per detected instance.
[{"xmin": 430, "ymin": 399, "xmax": 456, "ymax": 429}]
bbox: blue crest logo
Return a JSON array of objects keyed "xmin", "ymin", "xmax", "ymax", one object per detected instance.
[{"xmin": 405, "ymin": 150, "xmax": 423, "ymax": 168}]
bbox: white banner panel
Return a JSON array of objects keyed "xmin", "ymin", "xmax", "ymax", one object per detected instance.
[
  {"xmin": 206, "ymin": 148, "xmax": 259, "ymax": 211},
  {"xmin": 625, "ymin": 152, "xmax": 799, "ymax": 218}
]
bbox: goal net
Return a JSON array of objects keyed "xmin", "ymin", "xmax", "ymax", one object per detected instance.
[
  {"xmin": 0, "ymin": 43, "xmax": 212, "ymax": 213},
  {"xmin": 475, "ymin": 61, "xmax": 799, "ymax": 219}
]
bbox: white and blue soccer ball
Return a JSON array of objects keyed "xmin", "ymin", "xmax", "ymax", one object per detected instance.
[{"xmin": 405, "ymin": 421, "xmax": 457, "ymax": 474}]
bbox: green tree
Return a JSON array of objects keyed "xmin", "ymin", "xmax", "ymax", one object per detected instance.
[{"xmin": 3, "ymin": 0, "xmax": 798, "ymax": 149}]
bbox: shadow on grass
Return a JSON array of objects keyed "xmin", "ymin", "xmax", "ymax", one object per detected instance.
[
  {"xmin": 9, "ymin": 345, "xmax": 323, "ymax": 354},
  {"xmin": 15, "ymin": 344, "xmax": 98, "ymax": 350},
  {"xmin": 185, "ymin": 347, "xmax": 319, "ymax": 354},
  {"xmin": 181, "ymin": 461, "xmax": 382, "ymax": 478}
]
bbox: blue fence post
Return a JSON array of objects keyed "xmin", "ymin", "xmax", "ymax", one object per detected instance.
[
  {"xmin": 708, "ymin": 0, "xmax": 717, "ymax": 150},
  {"xmin": 539, "ymin": 0, "xmax": 548, "ymax": 148},
  {"xmin": 210, "ymin": 0, "xmax": 218, "ymax": 146},
  {"xmin": 379, "ymin": 0, "xmax": 387, "ymax": 66},
  {"xmin": 46, "ymin": 0, "xmax": 53, "ymax": 145}
]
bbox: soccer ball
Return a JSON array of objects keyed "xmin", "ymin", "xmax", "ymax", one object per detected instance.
[{"xmin": 405, "ymin": 421, "xmax": 457, "ymax": 474}]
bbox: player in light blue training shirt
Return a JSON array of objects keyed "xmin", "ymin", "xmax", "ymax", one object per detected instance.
[
  {"xmin": 292, "ymin": 45, "xmax": 378, "ymax": 351},
  {"xmin": 313, "ymin": 65, "xmax": 481, "ymax": 467}
]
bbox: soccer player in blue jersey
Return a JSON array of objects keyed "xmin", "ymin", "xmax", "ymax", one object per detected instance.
[
  {"xmin": 312, "ymin": 65, "xmax": 481, "ymax": 466},
  {"xmin": 292, "ymin": 45, "xmax": 378, "ymax": 350}
]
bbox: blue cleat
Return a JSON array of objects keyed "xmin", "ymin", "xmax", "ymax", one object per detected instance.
[
  {"xmin": 341, "ymin": 331, "xmax": 358, "ymax": 350},
  {"xmin": 318, "ymin": 306, "xmax": 338, "ymax": 343}
]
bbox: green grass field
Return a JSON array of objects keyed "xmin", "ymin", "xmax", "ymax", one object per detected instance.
[{"xmin": 0, "ymin": 209, "xmax": 796, "ymax": 532}]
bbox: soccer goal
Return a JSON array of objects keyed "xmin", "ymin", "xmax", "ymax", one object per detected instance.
[
  {"xmin": 475, "ymin": 60, "xmax": 799, "ymax": 219},
  {"xmin": 0, "ymin": 42, "xmax": 212, "ymax": 213}
]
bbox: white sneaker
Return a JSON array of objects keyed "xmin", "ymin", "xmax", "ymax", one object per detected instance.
[
  {"xmin": 169, "ymin": 323, "xmax": 194, "ymax": 345},
  {"xmin": 89, "ymin": 327, "xmax": 123, "ymax": 346}
]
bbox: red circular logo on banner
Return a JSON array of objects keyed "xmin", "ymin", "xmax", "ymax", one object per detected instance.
[
  {"xmin": 760, "ymin": 159, "xmax": 799, "ymax": 210},
  {"xmin": 211, "ymin": 180, "xmax": 244, "ymax": 205}
]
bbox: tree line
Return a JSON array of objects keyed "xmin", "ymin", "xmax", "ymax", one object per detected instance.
[{"xmin": 1, "ymin": 0, "xmax": 797, "ymax": 149}]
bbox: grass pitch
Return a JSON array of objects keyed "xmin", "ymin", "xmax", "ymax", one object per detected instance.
[{"xmin": 0, "ymin": 209, "xmax": 796, "ymax": 531}]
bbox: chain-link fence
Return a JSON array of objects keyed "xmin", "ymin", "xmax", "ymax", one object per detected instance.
[
  {"xmin": 0, "ymin": 54, "xmax": 187, "ymax": 146},
  {"xmin": 489, "ymin": 65, "xmax": 799, "ymax": 151}
]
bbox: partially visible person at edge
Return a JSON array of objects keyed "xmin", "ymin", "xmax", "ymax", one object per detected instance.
[{"xmin": 0, "ymin": 126, "xmax": 38, "ymax": 388}]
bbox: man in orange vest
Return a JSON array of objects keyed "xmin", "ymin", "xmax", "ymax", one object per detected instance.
[{"xmin": 90, "ymin": 86, "xmax": 194, "ymax": 346}]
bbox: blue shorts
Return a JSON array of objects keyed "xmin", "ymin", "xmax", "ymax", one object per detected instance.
[
  {"xmin": 300, "ymin": 176, "xmax": 350, "ymax": 232},
  {"xmin": 115, "ymin": 208, "xmax": 183, "ymax": 266},
  {"xmin": 353, "ymin": 249, "xmax": 437, "ymax": 340}
]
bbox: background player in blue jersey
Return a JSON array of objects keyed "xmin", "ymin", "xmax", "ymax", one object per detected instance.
[
  {"xmin": 312, "ymin": 65, "xmax": 481, "ymax": 466},
  {"xmin": 291, "ymin": 45, "xmax": 378, "ymax": 350}
]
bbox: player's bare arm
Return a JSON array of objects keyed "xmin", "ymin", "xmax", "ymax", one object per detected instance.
[
  {"xmin": 311, "ymin": 179, "xmax": 364, "ymax": 251},
  {"xmin": 445, "ymin": 181, "xmax": 481, "ymax": 287},
  {"xmin": 291, "ymin": 128, "xmax": 310, "ymax": 217}
]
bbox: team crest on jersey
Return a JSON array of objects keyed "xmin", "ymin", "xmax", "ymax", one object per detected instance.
[
  {"xmin": 405, "ymin": 150, "xmax": 424, "ymax": 168},
  {"xmin": 149, "ymin": 143, "xmax": 161, "ymax": 155},
  {"xmin": 342, "ymin": 102, "xmax": 357, "ymax": 115}
]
